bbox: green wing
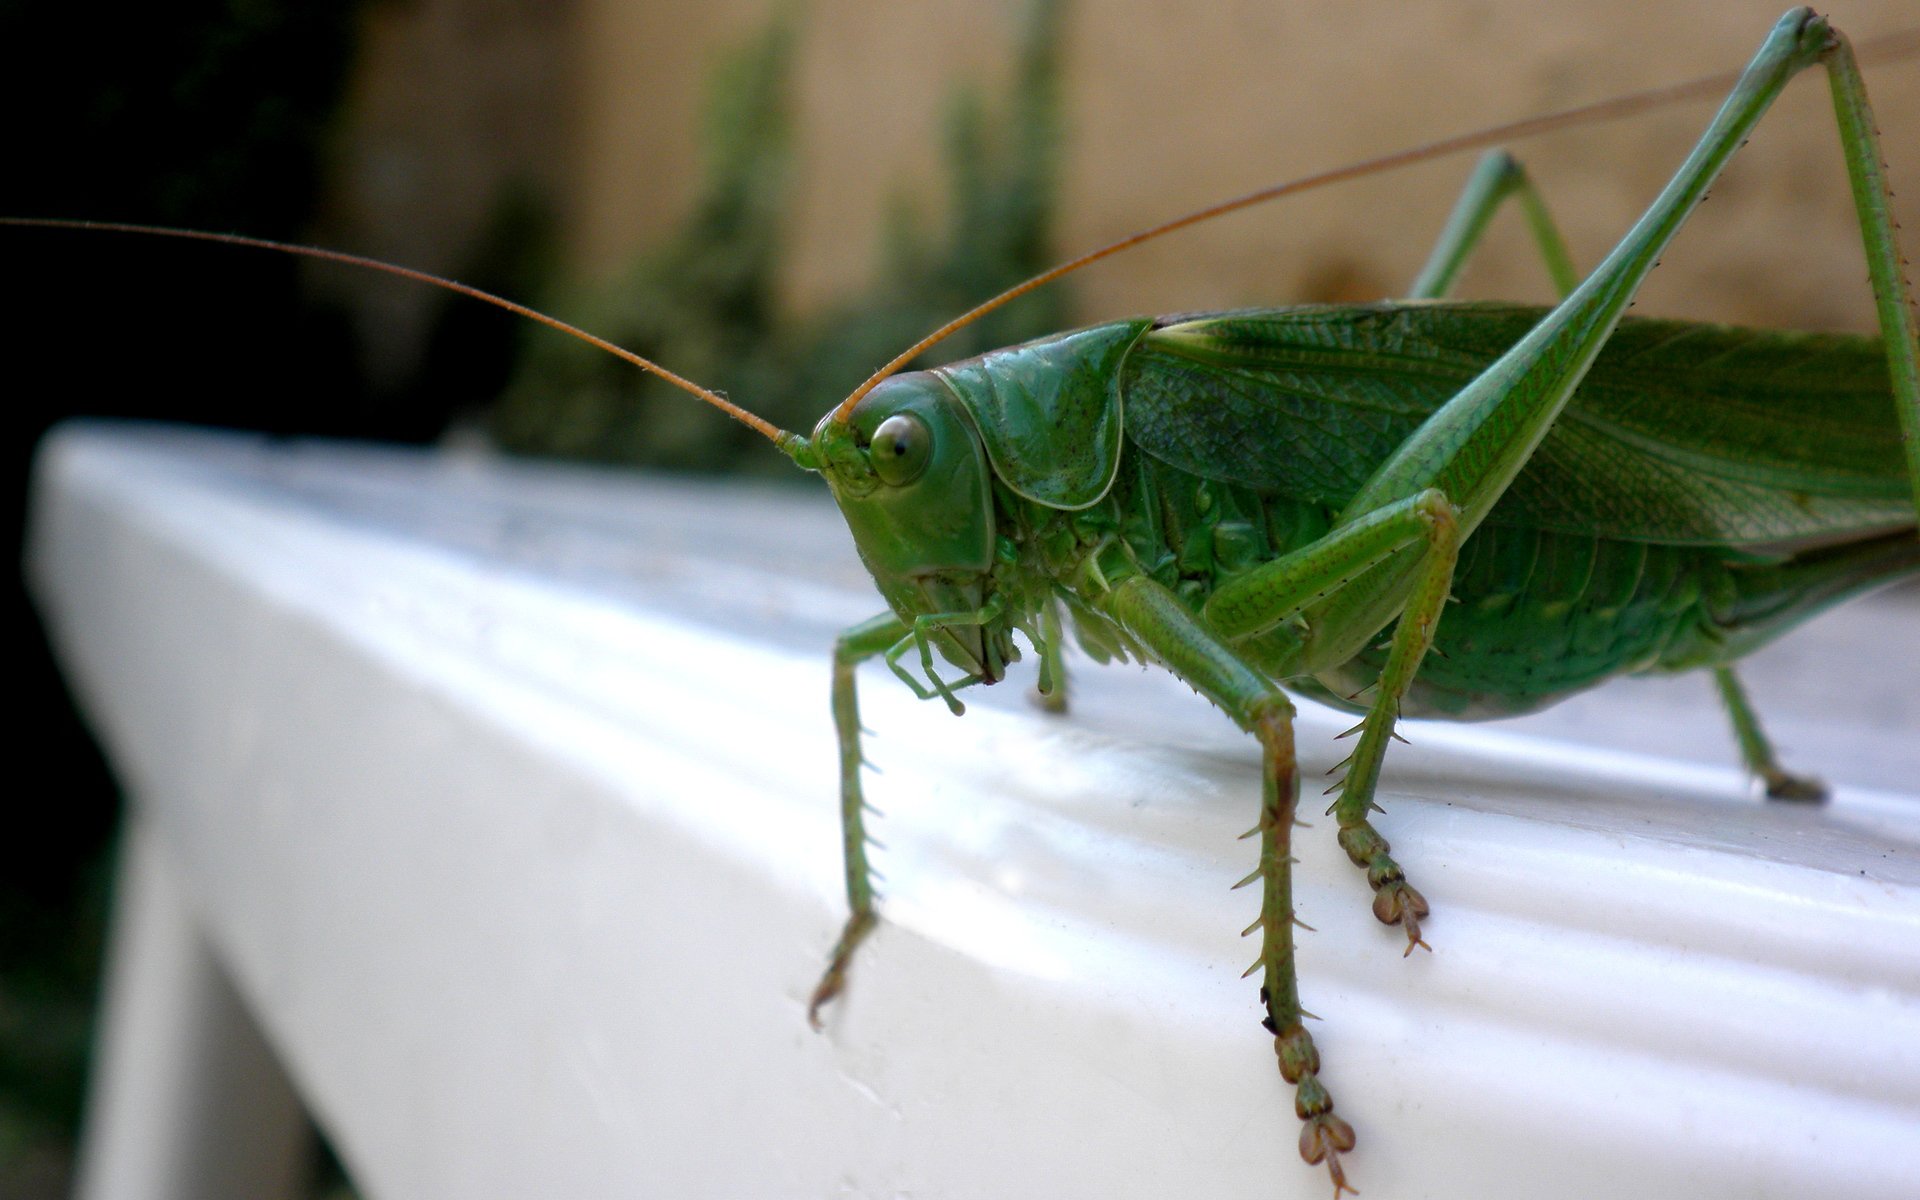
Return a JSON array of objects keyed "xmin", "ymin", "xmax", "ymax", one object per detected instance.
[{"xmin": 1121, "ymin": 303, "xmax": 1911, "ymax": 547}]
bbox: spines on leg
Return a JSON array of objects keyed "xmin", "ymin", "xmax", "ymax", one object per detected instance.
[
  {"xmin": 1251, "ymin": 698, "xmax": 1358, "ymax": 1197},
  {"xmin": 1323, "ymin": 490, "xmax": 1459, "ymax": 954},
  {"xmin": 810, "ymin": 613, "xmax": 909, "ymax": 1028}
]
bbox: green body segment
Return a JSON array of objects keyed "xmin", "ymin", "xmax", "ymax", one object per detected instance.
[{"xmin": 1313, "ymin": 522, "xmax": 1920, "ymax": 718}]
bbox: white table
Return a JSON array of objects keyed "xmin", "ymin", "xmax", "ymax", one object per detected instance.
[{"xmin": 29, "ymin": 422, "xmax": 1920, "ymax": 1200}]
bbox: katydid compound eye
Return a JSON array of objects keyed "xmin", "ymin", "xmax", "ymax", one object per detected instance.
[{"xmin": 869, "ymin": 413, "xmax": 931, "ymax": 485}]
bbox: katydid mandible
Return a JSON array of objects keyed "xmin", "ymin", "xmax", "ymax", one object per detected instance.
[{"xmin": 13, "ymin": 8, "xmax": 1918, "ymax": 1194}]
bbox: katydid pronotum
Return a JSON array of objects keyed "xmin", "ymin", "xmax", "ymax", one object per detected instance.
[{"xmin": 12, "ymin": 7, "xmax": 1919, "ymax": 1195}]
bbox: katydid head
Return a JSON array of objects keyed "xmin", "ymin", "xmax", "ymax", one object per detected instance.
[{"xmin": 804, "ymin": 373, "xmax": 1005, "ymax": 682}]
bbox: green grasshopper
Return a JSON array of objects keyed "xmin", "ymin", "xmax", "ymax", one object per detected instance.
[
  {"xmin": 781, "ymin": 11, "xmax": 1918, "ymax": 1192},
  {"xmin": 14, "ymin": 7, "xmax": 1916, "ymax": 1193}
]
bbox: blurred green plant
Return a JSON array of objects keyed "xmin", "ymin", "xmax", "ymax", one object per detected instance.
[{"xmin": 491, "ymin": 0, "xmax": 1067, "ymax": 473}]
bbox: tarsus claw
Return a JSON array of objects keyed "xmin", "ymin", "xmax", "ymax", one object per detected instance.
[
  {"xmin": 808, "ymin": 910, "xmax": 877, "ymax": 1029},
  {"xmin": 1762, "ymin": 767, "xmax": 1827, "ymax": 802},
  {"xmin": 1300, "ymin": 1113, "xmax": 1359, "ymax": 1197}
]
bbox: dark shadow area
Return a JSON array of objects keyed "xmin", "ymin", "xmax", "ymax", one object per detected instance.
[{"xmin": 1, "ymin": 4, "xmax": 375, "ymax": 1193}]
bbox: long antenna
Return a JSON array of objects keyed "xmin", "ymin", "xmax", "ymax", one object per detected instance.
[
  {"xmin": 830, "ymin": 24, "xmax": 1920, "ymax": 423},
  {"xmin": 0, "ymin": 217, "xmax": 799, "ymax": 449},
  {"xmin": 13, "ymin": 25, "xmax": 1913, "ymax": 449}
]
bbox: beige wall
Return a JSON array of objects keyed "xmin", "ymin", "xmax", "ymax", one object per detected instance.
[
  {"xmin": 325, "ymin": 0, "xmax": 1920, "ymax": 378},
  {"xmin": 315, "ymin": 0, "xmax": 573, "ymax": 383}
]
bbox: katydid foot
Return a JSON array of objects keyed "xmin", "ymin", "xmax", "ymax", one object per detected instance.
[
  {"xmin": 1761, "ymin": 767, "xmax": 1827, "ymax": 803},
  {"xmin": 1269, "ymin": 1009, "xmax": 1359, "ymax": 1198},
  {"xmin": 1714, "ymin": 666, "xmax": 1830, "ymax": 803},
  {"xmin": 807, "ymin": 909, "xmax": 877, "ymax": 1029},
  {"xmin": 1337, "ymin": 823, "xmax": 1431, "ymax": 955}
]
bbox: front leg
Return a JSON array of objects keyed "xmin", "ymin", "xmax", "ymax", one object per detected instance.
[
  {"xmin": 809, "ymin": 611, "xmax": 908, "ymax": 1028},
  {"xmin": 1101, "ymin": 573, "xmax": 1356, "ymax": 1196}
]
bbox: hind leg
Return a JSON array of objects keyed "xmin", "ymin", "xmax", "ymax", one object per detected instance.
[{"xmin": 1713, "ymin": 666, "xmax": 1826, "ymax": 802}]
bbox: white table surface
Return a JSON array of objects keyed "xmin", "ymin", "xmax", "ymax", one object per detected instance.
[{"xmin": 28, "ymin": 421, "xmax": 1920, "ymax": 1200}]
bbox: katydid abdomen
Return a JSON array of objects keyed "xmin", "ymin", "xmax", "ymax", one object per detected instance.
[{"xmin": 1320, "ymin": 524, "xmax": 1920, "ymax": 719}]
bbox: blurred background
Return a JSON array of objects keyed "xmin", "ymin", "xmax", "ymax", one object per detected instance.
[{"xmin": 3, "ymin": 0, "xmax": 1915, "ymax": 1193}]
